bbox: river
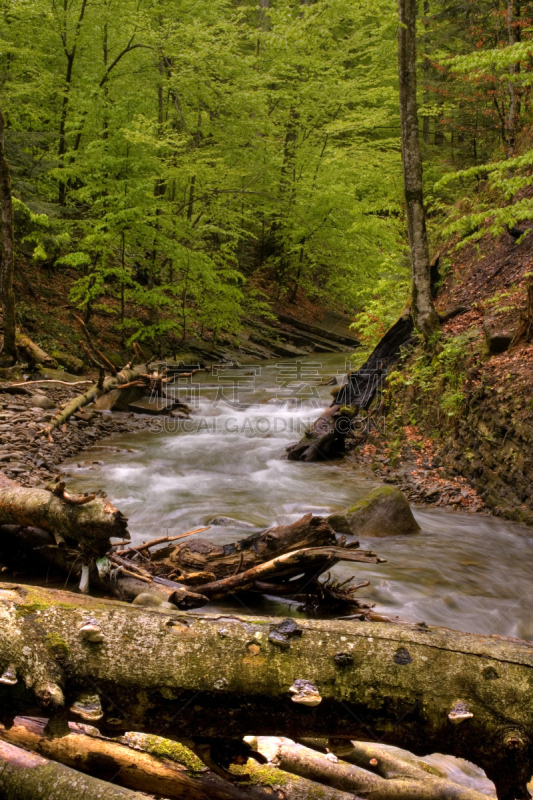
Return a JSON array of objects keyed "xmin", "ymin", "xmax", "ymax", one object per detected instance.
[{"xmin": 63, "ymin": 352, "xmax": 533, "ymax": 795}]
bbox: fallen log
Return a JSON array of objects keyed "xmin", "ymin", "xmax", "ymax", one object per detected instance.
[
  {"xmin": 0, "ymin": 473, "xmax": 128, "ymax": 555},
  {"xmin": 0, "ymin": 583, "xmax": 531, "ymax": 798},
  {"xmin": 287, "ymin": 313, "xmax": 415, "ymax": 461},
  {"xmin": 160, "ymin": 513, "xmax": 337, "ymax": 582},
  {"xmin": 15, "ymin": 330, "xmax": 57, "ymax": 368},
  {"xmin": 0, "ymin": 719, "xmax": 357, "ymax": 800},
  {"xmin": 43, "ymin": 362, "xmax": 150, "ymax": 434},
  {"xmin": 251, "ymin": 737, "xmax": 491, "ymax": 800},
  {"xmin": 0, "ymin": 739, "xmax": 146, "ymax": 800},
  {"xmin": 194, "ymin": 545, "xmax": 384, "ymax": 600}
]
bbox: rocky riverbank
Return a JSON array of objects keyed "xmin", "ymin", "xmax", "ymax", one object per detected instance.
[
  {"xmin": 0, "ymin": 382, "xmax": 157, "ymax": 488},
  {"xmin": 342, "ymin": 226, "xmax": 533, "ymax": 526}
]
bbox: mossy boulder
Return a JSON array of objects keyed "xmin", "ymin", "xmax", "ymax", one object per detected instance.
[
  {"xmin": 328, "ymin": 485, "xmax": 420, "ymax": 537},
  {"xmin": 50, "ymin": 349, "xmax": 85, "ymax": 374},
  {"xmin": 103, "ymin": 351, "xmax": 125, "ymax": 369}
]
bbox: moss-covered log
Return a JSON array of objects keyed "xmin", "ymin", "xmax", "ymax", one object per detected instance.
[
  {"xmin": 0, "ymin": 474, "xmax": 128, "ymax": 555},
  {"xmin": 0, "ymin": 583, "xmax": 532, "ymax": 798},
  {"xmin": 15, "ymin": 331, "xmax": 57, "ymax": 368},
  {"xmin": 0, "ymin": 739, "xmax": 146, "ymax": 800},
  {"xmin": 0, "ymin": 718, "xmax": 356, "ymax": 800},
  {"xmin": 44, "ymin": 363, "xmax": 149, "ymax": 434}
]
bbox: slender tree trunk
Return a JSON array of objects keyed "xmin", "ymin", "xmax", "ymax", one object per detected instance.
[
  {"xmin": 0, "ymin": 106, "xmax": 17, "ymax": 364},
  {"xmin": 57, "ymin": 0, "xmax": 89, "ymax": 204},
  {"xmin": 397, "ymin": 0, "xmax": 439, "ymax": 338},
  {"xmin": 422, "ymin": 0, "xmax": 430, "ymax": 144},
  {"xmin": 507, "ymin": 0, "xmax": 521, "ymax": 158}
]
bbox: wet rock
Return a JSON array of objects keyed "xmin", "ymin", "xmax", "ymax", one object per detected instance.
[
  {"xmin": 94, "ymin": 386, "xmax": 146, "ymax": 411},
  {"xmin": 30, "ymin": 394, "xmax": 57, "ymax": 410},
  {"xmin": 209, "ymin": 516, "xmax": 255, "ymax": 529},
  {"xmin": 34, "ymin": 367, "xmax": 81, "ymax": 383},
  {"xmin": 128, "ymin": 397, "xmax": 175, "ymax": 415},
  {"xmin": 328, "ymin": 486, "xmax": 420, "ymax": 537}
]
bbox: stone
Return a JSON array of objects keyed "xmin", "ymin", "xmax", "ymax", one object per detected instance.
[
  {"xmin": 93, "ymin": 386, "xmax": 146, "ymax": 411},
  {"xmin": 328, "ymin": 486, "xmax": 421, "ymax": 538},
  {"xmin": 30, "ymin": 394, "xmax": 57, "ymax": 410},
  {"xmin": 483, "ymin": 318, "xmax": 516, "ymax": 355},
  {"xmin": 50, "ymin": 349, "xmax": 85, "ymax": 374},
  {"xmin": 128, "ymin": 397, "xmax": 175, "ymax": 415},
  {"xmin": 209, "ymin": 516, "xmax": 255, "ymax": 529}
]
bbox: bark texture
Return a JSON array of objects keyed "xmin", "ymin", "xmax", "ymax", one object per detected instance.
[
  {"xmin": 0, "ymin": 473, "xmax": 128, "ymax": 555},
  {"xmin": 165, "ymin": 514, "xmax": 338, "ymax": 581},
  {"xmin": 397, "ymin": 0, "xmax": 439, "ymax": 338},
  {"xmin": 0, "ymin": 106, "xmax": 16, "ymax": 364},
  {"xmin": 0, "ymin": 583, "xmax": 532, "ymax": 798},
  {"xmin": 0, "ymin": 739, "xmax": 146, "ymax": 800}
]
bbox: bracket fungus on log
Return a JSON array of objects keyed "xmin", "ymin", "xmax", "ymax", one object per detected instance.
[{"xmin": 0, "ymin": 583, "xmax": 532, "ymax": 798}]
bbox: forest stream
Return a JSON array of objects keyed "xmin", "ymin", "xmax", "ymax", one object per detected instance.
[
  {"xmin": 63, "ymin": 352, "xmax": 533, "ymax": 640},
  {"xmin": 22, "ymin": 353, "xmax": 533, "ymax": 796}
]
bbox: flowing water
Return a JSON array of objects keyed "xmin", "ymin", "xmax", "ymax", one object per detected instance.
[{"xmin": 63, "ymin": 352, "xmax": 533, "ymax": 796}]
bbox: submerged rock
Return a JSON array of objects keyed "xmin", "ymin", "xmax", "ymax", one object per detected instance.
[
  {"xmin": 328, "ymin": 485, "xmax": 420, "ymax": 537},
  {"xmin": 209, "ymin": 516, "xmax": 255, "ymax": 529}
]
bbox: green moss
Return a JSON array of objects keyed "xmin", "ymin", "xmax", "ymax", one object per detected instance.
[
  {"xmin": 144, "ymin": 736, "xmax": 205, "ymax": 774},
  {"xmin": 45, "ymin": 632, "xmax": 70, "ymax": 658},
  {"xmin": 230, "ymin": 761, "xmax": 288, "ymax": 787},
  {"xmin": 416, "ymin": 760, "xmax": 445, "ymax": 777},
  {"xmin": 346, "ymin": 484, "xmax": 398, "ymax": 514},
  {"xmin": 16, "ymin": 599, "xmax": 49, "ymax": 617}
]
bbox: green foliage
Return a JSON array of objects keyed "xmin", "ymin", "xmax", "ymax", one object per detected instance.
[
  {"xmin": 350, "ymin": 254, "xmax": 411, "ymax": 348},
  {"xmin": 0, "ymin": 0, "xmax": 404, "ymax": 348},
  {"xmin": 387, "ymin": 331, "xmax": 478, "ymax": 428}
]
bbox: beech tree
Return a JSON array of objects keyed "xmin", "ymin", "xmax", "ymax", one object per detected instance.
[{"xmin": 397, "ymin": 0, "xmax": 440, "ymax": 338}]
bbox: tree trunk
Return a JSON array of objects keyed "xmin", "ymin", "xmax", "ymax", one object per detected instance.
[
  {"xmin": 0, "ymin": 472, "xmax": 128, "ymax": 555},
  {"xmin": 0, "ymin": 739, "xmax": 146, "ymax": 800},
  {"xmin": 165, "ymin": 513, "xmax": 338, "ymax": 581},
  {"xmin": 15, "ymin": 330, "xmax": 57, "ymax": 367},
  {"xmin": 0, "ymin": 106, "xmax": 17, "ymax": 365},
  {"xmin": 0, "ymin": 524, "xmax": 207, "ymax": 609},
  {"xmin": 507, "ymin": 0, "xmax": 521, "ymax": 158},
  {"xmin": 0, "ymin": 718, "xmax": 356, "ymax": 800},
  {"xmin": 0, "ymin": 583, "xmax": 532, "ymax": 798},
  {"xmin": 286, "ymin": 314, "xmax": 415, "ymax": 461},
  {"xmin": 193, "ymin": 544, "xmax": 383, "ymax": 600},
  {"xmin": 397, "ymin": 0, "xmax": 439, "ymax": 339},
  {"xmin": 251, "ymin": 737, "xmax": 492, "ymax": 800}
]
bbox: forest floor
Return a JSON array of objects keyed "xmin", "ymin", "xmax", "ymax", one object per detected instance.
[
  {"xmin": 12, "ymin": 257, "xmax": 356, "ymax": 368},
  {"xmin": 346, "ymin": 227, "xmax": 533, "ymax": 525}
]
